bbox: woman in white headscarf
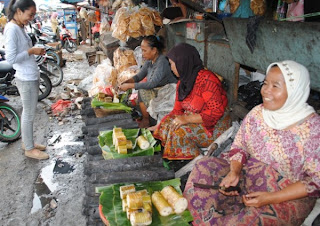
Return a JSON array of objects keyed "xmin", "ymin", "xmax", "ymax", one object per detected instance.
[{"xmin": 184, "ymin": 60, "xmax": 320, "ymax": 225}]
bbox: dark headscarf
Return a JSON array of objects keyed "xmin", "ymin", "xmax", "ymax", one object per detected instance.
[{"xmin": 167, "ymin": 43, "xmax": 204, "ymax": 101}]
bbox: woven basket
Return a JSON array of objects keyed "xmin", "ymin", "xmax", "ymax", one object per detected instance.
[{"xmin": 93, "ymin": 108, "xmax": 125, "ymax": 118}]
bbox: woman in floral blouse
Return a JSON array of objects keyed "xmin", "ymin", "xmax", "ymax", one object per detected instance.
[
  {"xmin": 184, "ymin": 60, "xmax": 320, "ymax": 225},
  {"xmin": 153, "ymin": 43, "xmax": 231, "ymax": 160}
]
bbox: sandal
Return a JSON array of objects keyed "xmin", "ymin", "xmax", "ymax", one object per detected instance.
[{"xmin": 25, "ymin": 149, "xmax": 49, "ymax": 160}]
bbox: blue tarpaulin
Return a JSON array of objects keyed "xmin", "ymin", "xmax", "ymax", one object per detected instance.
[{"xmin": 60, "ymin": 0, "xmax": 85, "ymax": 3}]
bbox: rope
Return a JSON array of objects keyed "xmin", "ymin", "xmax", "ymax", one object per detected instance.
[{"xmin": 279, "ymin": 12, "xmax": 320, "ymax": 21}]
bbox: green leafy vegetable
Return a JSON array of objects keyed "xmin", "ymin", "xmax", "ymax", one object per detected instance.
[
  {"xmin": 91, "ymin": 98, "xmax": 132, "ymax": 113},
  {"xmin": 96, "ymin": 178, "xmax": 193, "ymax": 226}
]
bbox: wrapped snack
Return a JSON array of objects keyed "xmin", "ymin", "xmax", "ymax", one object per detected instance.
[
  {"xmin": 120, "ymin": 184, "xmax": 136, "ymax": 199},
  {"xmin": 130, "ymin": 212, "xmax": 152, "ymax": 226},
  {"xmin": 152, "ymin": 10, "xmax": 163, "ymax": 27},
  {"xmin": 126, "ymin": 140, "xmax": 133, "ymax": 149},
  {"xmin": 129, "ymin": 11, "xmax": 144, "ymax": 38},
  {"xmin": 152, "ymin": 191, "xmax": 173, "ymax": 216},
  {"xmin": 250, "ymin": 0, "xmax": 266, "ymax": 16},
  {"xmin": 137, "ymin": 136, "xmax": 150, "ymax": 150},
  {"xmin": 127, "ymin": 192, "xmax": 143, "ymax": 209},
  {"xmin": 111, "ymin": 8, "xmax": 130, "ymax": 41},
  {"xmin": 117, "ymin": 65, "xmax": 139, "ymax": 86},
  {"xmin": 161, "ymin": 186, "xmax": 188, "ymax": 214},
  {"xmin": 89, "ymin": 59, "xmax": 117, "ymax": 97},
  {"xmin": 229, "ymin": 0, "xmax": 240, "ymax": 14},
  {"xmin": 122, "ymin": 0, "xmax": 134, "ymax": 8},
  {"xmin": 122, "ymin": 197, "xmax": 128, "ymax": 212},
  {"xmin": 118, "ymin": 145, "xmax": 128, "ymax": 154},
  {"xmin": 141, "ymin": 14, "xmax": 155, "ymax": 36},
  {"xmin": 112, "ymin": 0, "xmax": 122, "ymax": 10},
  {"xmin": 113, "ymin": 47, "xmax": 137, "ymax": 74}
]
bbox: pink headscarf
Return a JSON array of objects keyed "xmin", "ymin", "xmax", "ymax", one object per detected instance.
[{"xmin": 51, "ymin": 12, "xmax": 58, "ymax": 20}]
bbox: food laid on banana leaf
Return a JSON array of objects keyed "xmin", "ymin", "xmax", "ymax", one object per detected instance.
[
  {"xmin": 98, "ymin": 127, "xmax": 160, "ymax": 159},
  {"xmin": 119, "ymin": 184, "xmax": 153, "ymax": 225},
  {"xmin": 91, "ymin": 89, "xmax": 132, "ymax": 113},
  {"xmin": 96, "ymin": 178, "xmax": 193, "ymax": 226}
]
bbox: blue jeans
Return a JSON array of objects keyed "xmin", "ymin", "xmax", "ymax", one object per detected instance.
[{"xmin": 15, "ymin": 79, "xmax": 39, "ymax": 151}]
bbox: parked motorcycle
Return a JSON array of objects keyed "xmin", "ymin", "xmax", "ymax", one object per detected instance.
[
  {"xmin": 0, "ymin": 61, "xmax": 52, "ymax": 101},
  {"xmin": 60, "ymin": 26, "xmax": 77, "ymax": 53},
  {"xmin": 0, "ymin": 95, "xmax": 21, "ymax": 142},
  {"xmin": 36, "ymin": 54, "xmax": 64, "ymax": 87}
]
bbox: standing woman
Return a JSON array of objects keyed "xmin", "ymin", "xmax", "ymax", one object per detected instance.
[
  {"xmin": 5, "ymin": 0, "xmax": 48, "ymax": 160},
  {"xmin": 119, "ymin": 35, "xmax": 177, "ymax": 128}
]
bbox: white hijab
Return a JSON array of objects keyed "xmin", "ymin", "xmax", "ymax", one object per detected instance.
[{"xmin": 262, "ymin": 60, "xmax": 315, "ymax": 130}]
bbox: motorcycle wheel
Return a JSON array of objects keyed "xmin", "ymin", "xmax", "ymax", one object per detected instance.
[
  {"xmin": 65, "ymin": 40, "xmax": 77, "ymax": 53},
  {"xmin": 38, "ymin": 73, "xmax": 52, "ymax": 101},
  {"xmin": 0, "ymin": 102, "xmax": 21, "ymax": 142},
  {"xmin": 40, "ymin": 60, "xmax": 63, "ymax": 87},
  {"xmin": 46, "ymin": 50, "xmax": 61, "ymax": 66}
]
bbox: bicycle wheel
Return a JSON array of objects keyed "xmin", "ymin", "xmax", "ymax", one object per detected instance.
[
  {"xmin": 46, "ymin": 50, "xmax": 61, "ymax": 66},
  {"xmin": 0, "ymin": 103, "xmax": 21, "ymax": 142},
  {"xmin": 38, "ymin": 73, "xmax": 52, "ymax": 101},
  {"xmin": 41, "ymin": 60, "xmax": 63, "ymax": 87}
]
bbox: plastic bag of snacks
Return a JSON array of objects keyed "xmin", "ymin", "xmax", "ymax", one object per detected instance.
[
  {"xmin": 89, "ymin": 58, "xmax": 118, "ymax": 97},
  {"xmin": 117, "ymin": 65, "xmax": 140, "ymax": 86},
  {"xmin": 111, "ymin": 7, "xmax": 130, "ymax": 41},
  {"xmin": 128, "ymin": 9, "xmax": 144, "ymax": 38},
  {"xmin": 113, "ymin": 47, "xmax": 137, "ymax": 74}
]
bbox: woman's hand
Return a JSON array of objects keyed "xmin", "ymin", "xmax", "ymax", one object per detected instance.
[
  {"xmin": 243, "ymin": 192, "xmax": 273, "ymax": 207},
  {"xmin": 119, "ymin": 83, "xmax": 134, "ymax": 91},
  {"xmin": 28, "ymin": 47, "xmax": 46, "ymax": 56},
  {"xmin": 171, "ymin": 115, "xmax": 188, "ymax": 131},
  {"xmin": 219, "ymin": 171, "xmax": 241, "ymax": 196}
]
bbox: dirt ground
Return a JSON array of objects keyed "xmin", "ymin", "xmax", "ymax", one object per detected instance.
[{"xmin": 0, "ymin": 41, "xmax": 96, "ymax": 225}]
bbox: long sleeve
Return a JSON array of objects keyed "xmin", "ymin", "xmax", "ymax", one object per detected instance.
[
  {"xmin": 134, "ymin": 55, "xmax": 176, "ymax": 90},
  {"xmin": 229, "ymin": 112, "xmax": 251, "ymax": 165},
  {"xmin": 133, "ymin": 62, "xmax": 148, "ymax": 83},
  {"xmin": 198, "ymin": 72, "xmax": 228, "ymax": 130},
  {"xmin": 5, "ymin": 26, "xmax": 30, "ymax": 65}
]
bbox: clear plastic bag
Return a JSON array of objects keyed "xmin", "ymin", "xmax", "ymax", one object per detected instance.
[
  {"xmin": 89, "ymin": 58, "xmax": 118, "ymax": 97},
  {"xmin": 100, "ymin": 16, "xmax": 111, "ymax": 35},
  {"xmin": 117, "ymin": 65, "xmax": 140, "ymax": 86},
  {"xmin": 111, "ymin": 7, "xmax": 130, "ymax": 41},
  {"xmin": 113, "ymin": 47, "xmax": 137, "ymax": 74}
]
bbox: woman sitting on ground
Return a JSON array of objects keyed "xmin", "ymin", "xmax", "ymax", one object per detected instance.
[
  {"xmin": 153, "ymin": 43, "xmax": 231, "ymax": 160},
  {"xmin": 184, "ymin": 60, "xmax": 320, "ymax": 225},
  {"xmin": 119, "ymin": 35, "xmax": 177, "ymax": 128}
]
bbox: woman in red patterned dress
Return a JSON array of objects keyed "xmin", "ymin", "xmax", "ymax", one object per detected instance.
[{"xmin": 153, "ymin": 43, "xmax": 231, "ymax": 160}]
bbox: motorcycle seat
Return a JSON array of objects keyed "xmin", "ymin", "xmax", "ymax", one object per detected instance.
[{"xmin": 0, "ymin": 61, "xmax": 13, "ymax": 74}]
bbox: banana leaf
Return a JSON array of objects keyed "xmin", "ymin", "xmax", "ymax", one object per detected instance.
[
  {"xmin": 98, "ymin": 128, "xmax": 161, "ymax": 160},
  {"xmin": 91, "ymin": 98, "xmax": 132, "ymax": 113},
  {"xmin": 96, "ymin": 178, "xmax": 193, "ymax": 226}
]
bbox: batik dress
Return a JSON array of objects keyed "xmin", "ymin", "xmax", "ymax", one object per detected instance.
[
  {"xmin": 184, "ymin": 104, "xmax": 320, "ymax": 225},
  {"xmin": 153, "ymin": 69, "xmax": 230, "ymax": 160}
]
